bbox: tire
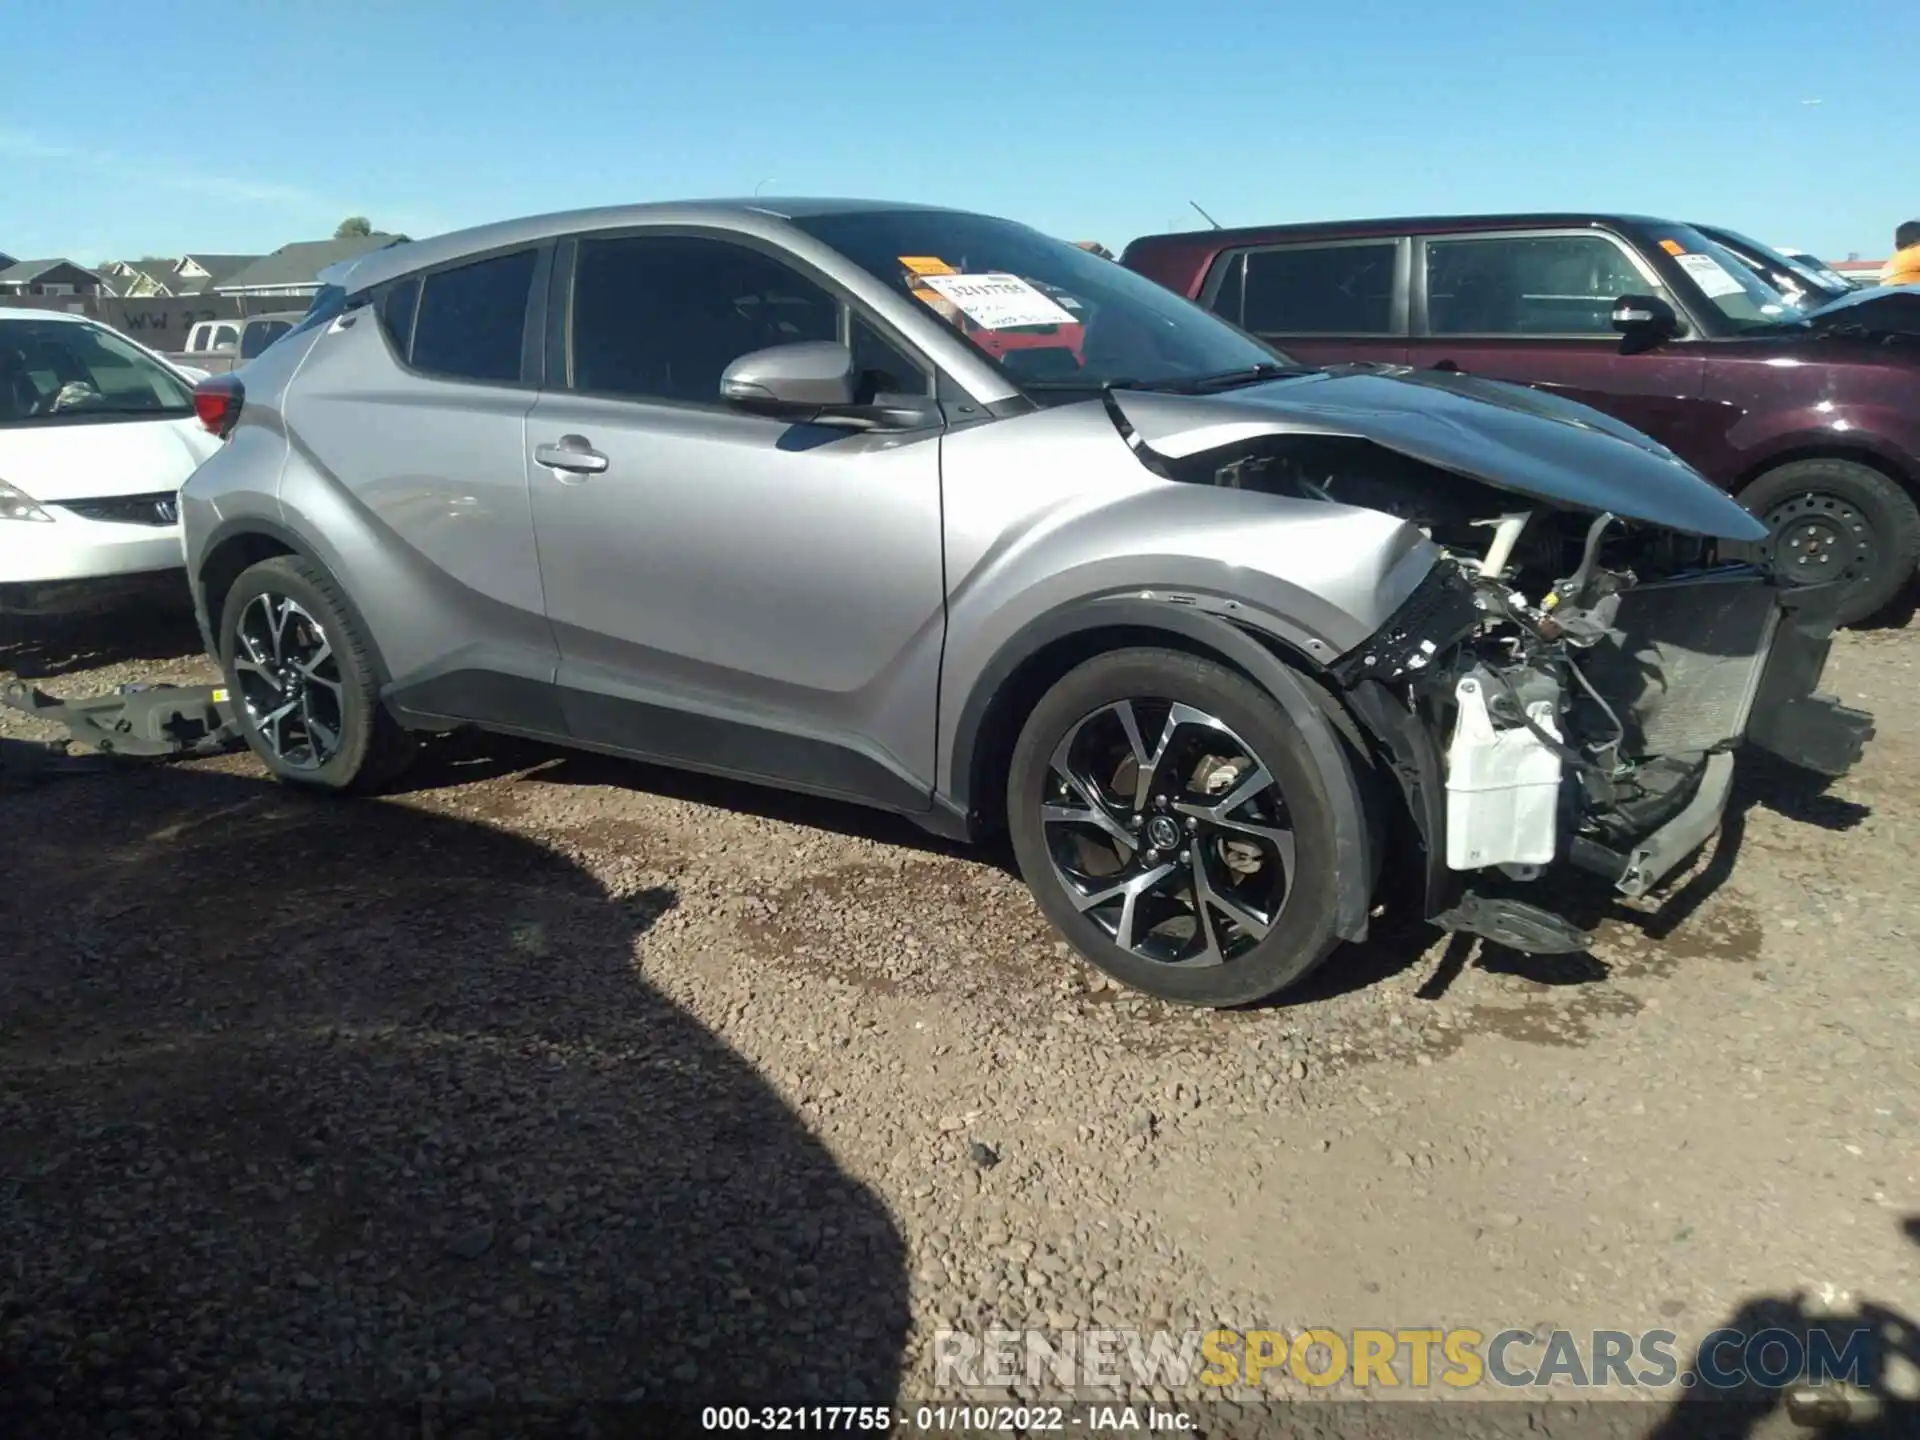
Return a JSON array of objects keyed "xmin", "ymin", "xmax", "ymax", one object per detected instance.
[
  {"xmin": 1006, "ymin": 647, "xmax": 1352, "ymax": 1008},
  {"xmin": 218, "ymin": 554, "xmax": 417, "ymax": 793},
  {"xmin": 1739, "ymin": 459, "xmax": 1920, "ymax": 627}
]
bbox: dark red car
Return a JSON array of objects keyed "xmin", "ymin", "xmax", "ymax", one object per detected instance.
[{"xmin": 1121, "ymin": 213, "xmax": 1920, "ymax": 625}]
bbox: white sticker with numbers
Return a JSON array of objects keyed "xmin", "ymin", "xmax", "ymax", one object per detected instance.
[
  {"xmin": 1675, "ymin": 252, "xmax": 1746, "ymax": 298},
  {"xmin": 918, "ymin": 272, "xmax": 1079, "ymax": 330}
]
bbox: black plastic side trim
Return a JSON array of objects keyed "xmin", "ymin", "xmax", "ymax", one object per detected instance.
[
  {"xmin": 560, "ymin": 688, "xmax": 930, "ymax": 814},
  {"xmin": 388, "ymin": 665, "xmax": 568, "ymax": 738},
  {"xmin": 945, "ymin": 599, "xmax": 1374, "ymax": 941},
  {"xmin": 387, "ymin": 663, "xmax": 932, "ymax": 816}
]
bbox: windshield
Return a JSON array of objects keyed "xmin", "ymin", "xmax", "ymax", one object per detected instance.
[
  {"xmin": 0, "ymin": 319, "xmax": 194, "ymax": 427},
  {"xmin": 1703, "ymin": 226, "xmax": 1846, "ymax": 301},
  {"xmin": 1649, "ymin": 225, "xmax": 1808, "ymax": 333},
  {"xmin": 788, "ymin": 209, "xmax": 1297, "ymax": 397}
]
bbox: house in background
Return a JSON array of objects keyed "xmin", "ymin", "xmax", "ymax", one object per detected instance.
[
  {"xmin": 1831, "ymin": 258, "xmax": 1886, "ymax": 288},
  {"xmin": 0, "ymin": 249, "xmax": 17, "ymax": 273},
  {"xmin": 0, "ymin": 258, "xmax": 107, "ymax": 297},
  {"xmin": 101, "ymin": 258, "xmax": 185, "ymax": 298},
  {"xmin": 215, "ymin": 232, "xmax": 405, "ymax": 302},
  {"xmin": 100, "ymin": 253, "xmax": 262, "ymax": 298},
  {"xmin": 171, "ymin": 254, "xmax": 260, "ymax": 295}
]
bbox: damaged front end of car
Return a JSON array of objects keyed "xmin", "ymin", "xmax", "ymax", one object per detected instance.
[{"xmin": 1106, "ymin": 376, "xmax": 1875, "ymax": 952}]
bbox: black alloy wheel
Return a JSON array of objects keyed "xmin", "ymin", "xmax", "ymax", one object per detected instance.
[
  {"xmin": 231, "ymin": 591, "xmax": 344, "ymax": 771},
  {"xmin": 1041, "ymin": 698, "xmax": 1294, "ymax": 968},
  {"xmin": 1007, "ymin": 648, "xmax": 1350, "ymax": 1008}
]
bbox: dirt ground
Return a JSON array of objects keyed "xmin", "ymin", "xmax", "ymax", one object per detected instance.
[{"xmin": 2, "ymin": 597, "xmax": 1916, "ymax": 1437}]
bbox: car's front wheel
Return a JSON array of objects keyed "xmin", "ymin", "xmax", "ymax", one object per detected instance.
[
  {"xmin": 1007, "ymin": 647, "xmax": 1351, "ymax": 1008},
  {"xmin": 1740, "ymin": 459, "xmax": 1920, "ymax": 627},
  {"xmin": 218, "ymin": 554, "xmax": 417, "ymax": 792}
]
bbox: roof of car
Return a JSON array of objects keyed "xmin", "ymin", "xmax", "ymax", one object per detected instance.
[
  {"xmin": 1125, "ymin": 212, "xmax": 1680, "ymax": 253},
  {"xmin": 316, "ymin": 197, "xmax": 967, "ymax": 294},
  {"xmin": 0, "ymin": 307, "xmax": 95, "ymax": 324}
]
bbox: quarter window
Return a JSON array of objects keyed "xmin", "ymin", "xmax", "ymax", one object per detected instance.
[
  {"xmin": 1425, "ymin": 234, "xmax": 1653, "ymax": 336},
  {"xmin": 410, "ymin": 248, "xmax": 538, "ymax": 384},
  {"xmin": 568, "ymin": 235, "xmax": 851, "ymax": 405},
  {"xmin": 375, "ymin": 274, "xmax": 421, "ymax": 359},
  {"xmin": 1241, "ymin": 243, "xmax": 1398, "ymax": 335}
]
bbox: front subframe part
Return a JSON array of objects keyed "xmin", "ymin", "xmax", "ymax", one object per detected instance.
[
  {"xmin": 1743, "ymin": 581, "xmax": 1874, "ymax": 777},
  {"xmin": 0, "ymin": 679, "xmax": 238, "ymax": 760}
]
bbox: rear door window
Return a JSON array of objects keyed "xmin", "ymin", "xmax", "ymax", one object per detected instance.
[
  {"xmin": 1241, "ymin": 242, "xmax": 1399, "ymax": 335},
  {"xmin": 410, "ymin": 248, "xmax": 539, "ymax": 384},
  {"xmin": 1424, "ymin": 233, "xmax": 1655, "ymax": 336}
]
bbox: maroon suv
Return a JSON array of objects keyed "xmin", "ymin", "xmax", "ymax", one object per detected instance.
[{"xmin": 1121, "ymin": 213, "xmax": 1920, "ymax": 625}]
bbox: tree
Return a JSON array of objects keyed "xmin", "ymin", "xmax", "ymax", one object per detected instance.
[{"xmin": 334, "ymin": 216, "xmax": 373, "ymax": 239}]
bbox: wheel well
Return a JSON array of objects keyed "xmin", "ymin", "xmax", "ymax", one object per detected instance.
[
  {"xmin": 198, "ymin": 531, "xmax": 297, "ymax": 629},
  {"xmin": 1733, "ymin": 445, "xmax": 1916, "ymax": 501},
  {"xmin": 961, "ymin": 622, "xmax": 1350, "ymax": 841}
]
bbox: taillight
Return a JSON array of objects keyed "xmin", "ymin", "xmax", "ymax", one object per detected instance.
[{"xmin": 193, "ymin": 375, "xmax": 245, "ymax": 438}]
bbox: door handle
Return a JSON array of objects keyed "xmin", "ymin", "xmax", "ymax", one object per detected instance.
[{"xmin": 534, "ymin": 435, "xmax": 609, "ymax": 475}]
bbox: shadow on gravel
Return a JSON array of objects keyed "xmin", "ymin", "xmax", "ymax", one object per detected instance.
[
  {"xmin": 0, "ymin": 767, "xmax": 910, "ymax": 1430},
  {"xmin": 1640, "ymin": 1217, "xmax": 1920, "ymax": 1438},
  {"xmin": 0, "ymin": 588, "xmax": 204, "ymax": 681}
]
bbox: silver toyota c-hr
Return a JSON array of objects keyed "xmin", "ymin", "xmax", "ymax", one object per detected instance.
[{"xmin": 180, "ymin": 199, "xmax": 1872, "ymax": 1008}]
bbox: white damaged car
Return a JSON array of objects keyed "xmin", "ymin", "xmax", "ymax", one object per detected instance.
[{"xmin": 1, "ymin": 310, "xmax": 219, "ymax": 620}]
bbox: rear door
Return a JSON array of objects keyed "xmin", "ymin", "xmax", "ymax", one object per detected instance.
[
  {"xmin": 281, "ymin": 243, "xmax": 561, "ymax": 700},
  {"xmin": 523, "ymin": 228, "xmax": 947, "ymax": 809},
  {"xmin": 1404, "ymin": 228, "xmax": 1717, "ymax": 463},
  {"xmin": 1199, "ymin": 237, "xmax": 1409, "ymax": 367}
]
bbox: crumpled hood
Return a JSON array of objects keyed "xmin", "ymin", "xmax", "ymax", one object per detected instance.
[
  {"xmin": 1803, "ymin": 283, "xmax": 1920, "ymax": 339},
  {"xmin": 0, "ymin": 415, "xmax": 220, "ymax": 502},
  {"xmin": 1108, "ymin": 366, "xmax": 1769, "ymax": 542}
]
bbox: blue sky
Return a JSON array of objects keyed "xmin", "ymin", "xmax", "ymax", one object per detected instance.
[{"xmin": 2, "ymin": 0, "xmax": 1911, "ymax": 266}]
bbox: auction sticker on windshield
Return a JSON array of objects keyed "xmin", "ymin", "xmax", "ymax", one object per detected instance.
[
  {"xmin": 1674, "ymin": 252, "xmax": 1746, "ymax": 299},
  {"xmin": 918, "ymin": 272, "xmax": 1079, "ymax": 330}
]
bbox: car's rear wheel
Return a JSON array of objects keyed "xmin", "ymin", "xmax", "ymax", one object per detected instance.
[
  {"xmin": 1007, "ymin": 647, "xmax": 1350, "ymax": 1008},
  {"xmin": 1740, "ymin": 459, "xmax": 1920, "ymax": 627},
  {"xmin": 218, "ymin": 555, "xmax": 416, "ymax": 793}
]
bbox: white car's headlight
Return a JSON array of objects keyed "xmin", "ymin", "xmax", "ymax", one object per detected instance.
[{"xmin": 0, "ymin": 478, "xmax": 53, "ymax": 523}]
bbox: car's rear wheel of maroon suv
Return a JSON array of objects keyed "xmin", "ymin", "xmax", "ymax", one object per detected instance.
[
  {"xmin": 1007, "ymin": 647, "xmax": 1348, "ymax": 1008},
  {"xmin": 218, "ymin": 555, "xmax": 418, "ymax": 794},
  {"xmin": 1740, "ymin": 459, "xmax": 1920, "ymax": 627}
]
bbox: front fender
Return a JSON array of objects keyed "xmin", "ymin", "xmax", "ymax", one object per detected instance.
[{"xmin": 940, "ymin": 597, "xmax": 1379, "ymax": 944}]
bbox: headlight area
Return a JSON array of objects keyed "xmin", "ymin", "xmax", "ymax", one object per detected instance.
[
  {"xmin": 1326, "ymin": 508, "xmax": 1874, "ymax": 953},
  {"xmin": 0, "ymin": 478, "xmax": 54, "ymax": 523}
]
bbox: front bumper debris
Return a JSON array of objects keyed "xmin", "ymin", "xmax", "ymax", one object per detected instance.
[{"xmin": 0, "ymin": 679, "xmax": 239, "ymax": 783}]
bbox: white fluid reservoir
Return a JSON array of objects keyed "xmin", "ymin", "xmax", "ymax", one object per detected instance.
[{"xmin": 1445, "ymin": 674, "xmax": 1563, "ymax": 870}]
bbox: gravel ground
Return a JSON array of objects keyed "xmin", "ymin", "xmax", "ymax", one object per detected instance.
[{"xmin": 2, "ymin": 599, "xmax": 1916, "ymax": 1437}]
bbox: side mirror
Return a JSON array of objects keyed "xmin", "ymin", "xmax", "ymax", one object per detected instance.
[
  {"xmin": 720, "ymin": 340, "xmax": 856, "ymax": 412},
  {"xmin": 1610, "ymin": 294, "xmax": 1680, "ymax": 351},
  {"xmin": 720, "ymin": 340, "xmax": 939, "ymax": 431}
]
